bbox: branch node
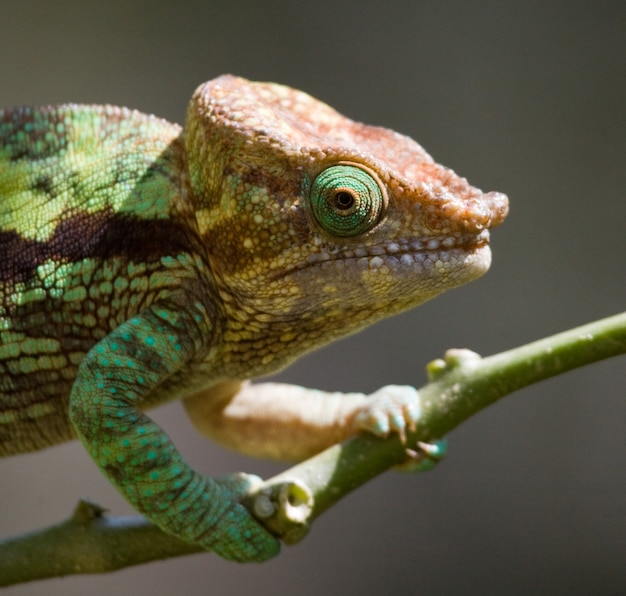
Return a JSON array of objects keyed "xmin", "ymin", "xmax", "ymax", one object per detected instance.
[
  {"xmin": 427, "ymin": 348, "xmax": 482, "ymax": 380},
  {"xmin": 248, "ymin": 478, "xmax": 313, "ymax": 545},
  {"xmin": 71, "ymin": 499, "xmax": 107, "ymax": 522}
]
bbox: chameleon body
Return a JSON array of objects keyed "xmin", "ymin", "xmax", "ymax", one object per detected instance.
[{"xmin": 0, "ymin": 76, "xmax": 508, "ymax": 561}]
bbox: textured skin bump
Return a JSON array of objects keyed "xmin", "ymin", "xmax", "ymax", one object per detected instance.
[{"xmin": 0, "ymin": 76, "xmax": 507, "ymax": 561}]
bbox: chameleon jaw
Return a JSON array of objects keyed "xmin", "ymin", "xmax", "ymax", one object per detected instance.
[
  {"xmin": 246, "ymin": 232, "xmax": 495, "ymax": 332},
  {"xmin": 333, "ymin": 229, "xmax": 492, "ymax": 261},
  {"xmin": 269, "ymin": 228, "xmax": 493, "ymax": 280}
]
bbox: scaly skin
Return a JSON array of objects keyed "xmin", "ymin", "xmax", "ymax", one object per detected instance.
[{"xmin": 0, "ymin": 75, "xmax": 508, "ymax": 561}]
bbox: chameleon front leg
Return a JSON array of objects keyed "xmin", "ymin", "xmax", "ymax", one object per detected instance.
[
  {"xmin": 183, "ymin": 381, "xmax": 425, "ymax": 462},
  {"xmin": 68, "ymin": 298, "xmax": 279, "ymax": 562}
]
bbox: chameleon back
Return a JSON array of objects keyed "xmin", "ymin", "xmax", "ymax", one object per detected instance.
[{"xmin": 0, "ymin": 105, "xmax": 185, "ymax": 454}]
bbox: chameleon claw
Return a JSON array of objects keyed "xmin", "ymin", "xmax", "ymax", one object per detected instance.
[
  {"xmin": 415, "ymin": 440, "xmax": 446, "ymax": 460},
  {"xmin": 398, "ymin": 438, "xmax": 448, "ymax": 472}
]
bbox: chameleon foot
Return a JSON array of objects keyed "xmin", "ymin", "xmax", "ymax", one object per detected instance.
[
  {"xmin": 354, "ymin": 385, "xmax": 421, "ymax": 442},
  {"xmin": 205, "ymin": 473, "xmax": 280, "ymax": 562}
]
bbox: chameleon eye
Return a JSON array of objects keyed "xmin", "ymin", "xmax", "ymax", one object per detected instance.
[{"xmin": 310, "ymin": 164, "xmax": 386, "ymax": 237}]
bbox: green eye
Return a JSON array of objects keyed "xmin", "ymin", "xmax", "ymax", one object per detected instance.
[{"xmin": 309, "ymin": 164, "xmax": 386, "ymax": 237}]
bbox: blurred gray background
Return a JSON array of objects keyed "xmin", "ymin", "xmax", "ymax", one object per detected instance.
[{"xmin": 1, "ymin": 1, "xmax": 624, "ymax": 594}]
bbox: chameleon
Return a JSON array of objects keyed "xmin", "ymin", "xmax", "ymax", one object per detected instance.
[{"xmin": 0, "ymin": 75, "xmax": 508, "ymax": 562}]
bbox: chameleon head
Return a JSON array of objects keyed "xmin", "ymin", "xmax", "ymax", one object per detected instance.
[{"xmin": 185, "ymin": 76, "xmax": 508, "ymax": 372}]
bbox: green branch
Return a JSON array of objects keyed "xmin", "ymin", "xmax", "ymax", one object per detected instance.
[
  {"xmin": 251, "ymin": 311, "xmax": 626, "ymax": 535},
  {"xmin": 2, "ymin": 312, "xmax": 625, "ymax": 586}
]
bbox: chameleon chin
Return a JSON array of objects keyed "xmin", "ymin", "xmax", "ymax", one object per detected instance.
[{"xmin": 0, "ymin": 75, "xmax": 508, "ymax": 562}]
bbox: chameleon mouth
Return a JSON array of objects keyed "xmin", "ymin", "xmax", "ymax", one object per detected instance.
[
  {"xmin": 311, "ymin": 229, "xmax": 490, "ymax": 263},
  {"xmin": 269, "ymin": 229, "xmax": 491, "ymax": 281},
  {"xmin": 336, "ymin": 229, "xmax": 491, "ymax": 260}
]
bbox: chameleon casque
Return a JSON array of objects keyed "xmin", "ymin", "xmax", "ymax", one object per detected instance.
[{"xmin": 0, "ymin": 75, "xmax": 508, "ymax": 562}]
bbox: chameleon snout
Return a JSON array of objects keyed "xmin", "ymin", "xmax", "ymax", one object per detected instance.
[
  {"xmin": 483, "ymin": 191, "xmax": 509, "ymax": 229},
  {"xmin": 456, "ymin": 190, "xmax": 509, "ymax": 234}
]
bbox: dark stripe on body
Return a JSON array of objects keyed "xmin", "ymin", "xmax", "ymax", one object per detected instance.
[{"xmin": 0, "ymin": 211, "xmax": 205, "ymax": 285}]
